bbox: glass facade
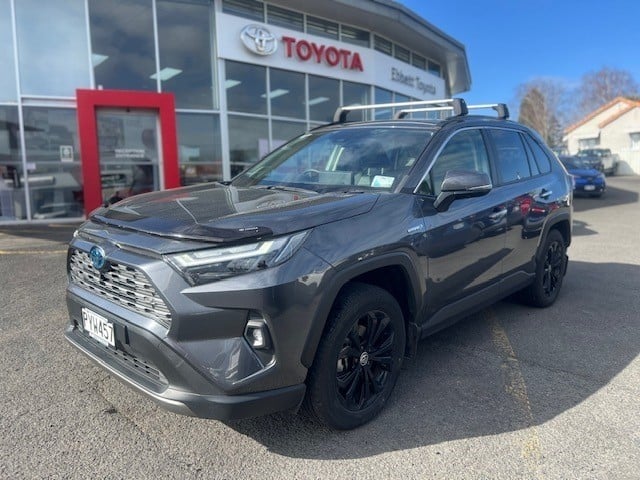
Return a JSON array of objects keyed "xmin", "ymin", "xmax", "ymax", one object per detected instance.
[
  {"xmin": 15, "ymin": 0, "xmax": 91, "ymax": 97},
  {"xmin": 0, "ymin": 0, "xmax": 455, "ymax": 221}
]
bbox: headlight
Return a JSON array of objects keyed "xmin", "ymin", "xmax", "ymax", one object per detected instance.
[{"xmin": 166, "ymin": 231, "xmax": 309, "ymax": 285}]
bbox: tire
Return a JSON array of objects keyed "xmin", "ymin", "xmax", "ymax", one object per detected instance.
[
  {"xmin": 305, "ymin": 283, "xmax": 405, "ymax": 430},
  {"xmin": 520, "ymin": 229, "xmax": 567, "ymax": 308}
]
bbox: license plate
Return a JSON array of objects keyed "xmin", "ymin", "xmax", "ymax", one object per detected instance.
[
  {"xmin": 82, "ymin": 308, "xmax": 115, "ymax": 347},
  {"xmin": 584, "ymin": 185, "xmax": 596, "ymax": 191}
]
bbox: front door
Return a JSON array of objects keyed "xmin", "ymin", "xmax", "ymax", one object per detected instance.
[{"xmin": 97, "ymin": 109, "xmax": 162, "ymax": 205}]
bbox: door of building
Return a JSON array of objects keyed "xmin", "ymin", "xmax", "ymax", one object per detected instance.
[{"xmin": 76, "ymin": 89, "xmax": 179, "ymax": 214}]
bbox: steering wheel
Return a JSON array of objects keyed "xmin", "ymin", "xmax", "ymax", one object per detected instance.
[{"xmin": 297, "ymin": 169, "xmax": 320, "ymax": 182}]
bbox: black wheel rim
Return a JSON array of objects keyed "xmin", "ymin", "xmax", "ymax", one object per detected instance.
[
  {"xmin": 542, "ymin": 240, "xmax": 564, "ymax": 297},
  {"xmin": 335, "ymin": 310, "xmax": 395, "ymax": 411}
]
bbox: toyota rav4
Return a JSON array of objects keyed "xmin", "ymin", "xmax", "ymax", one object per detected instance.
[{"xmin": 65, "ymin": 99, "xmax": 572, "ymax": 429}]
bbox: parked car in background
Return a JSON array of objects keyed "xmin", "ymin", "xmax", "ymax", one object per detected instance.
[
  {"xmin": 560, "ymin": 156, "xmax": 606, "ymax": 197},
  {"xmin": 64, "ymin": 98, "xmax": 573, "ymax": 430},
  {"xmin": 576, "ymin": 148, "xmax": 618, "ymax": 176}
]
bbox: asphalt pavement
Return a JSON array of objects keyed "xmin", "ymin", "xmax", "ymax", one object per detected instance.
[{"xmin": 1, "ymin": 176, "xmax": 639, "ymax": 479}]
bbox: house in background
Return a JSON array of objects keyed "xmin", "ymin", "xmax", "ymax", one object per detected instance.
[{"xmin": 564, "ymin": 97, "xmax": 640, "ymax": 175}]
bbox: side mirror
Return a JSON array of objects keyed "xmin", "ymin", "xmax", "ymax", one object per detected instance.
[{"xmin": 433, "ymin": 170, "xmax": 492, "ymax": 212}]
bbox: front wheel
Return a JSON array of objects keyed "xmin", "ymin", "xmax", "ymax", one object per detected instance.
[
  {"xmin": 520, "ymin": 229, "xmax": 567, "ymax": 307},
  {"xmin": 305, "ymin": 283, "xmax": 405, "ymax": 430}
]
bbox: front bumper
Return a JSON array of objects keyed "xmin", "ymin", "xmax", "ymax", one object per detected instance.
[
  {"xmin": 65, "ymin": 323, "xmax": 305, "ymax": 419},
  {"xmin": 64, "ymin": 225, "xmax": 332, "ymax": 420}
]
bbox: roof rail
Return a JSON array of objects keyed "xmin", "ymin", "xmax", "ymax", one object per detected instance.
[
  {"xmin": 395, "ymin": 101, "xmax": 510, "ymax": 120},
  {"xmin": 333, "ymin": 98, "xmax": 468, "ymax": 123}
]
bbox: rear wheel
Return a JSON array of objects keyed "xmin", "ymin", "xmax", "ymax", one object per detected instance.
[
  {"xmin": 520, "ymin": 229, "xmax": 567, "ymax": 307},
  {"xmin": 305, "ymin": 283, "xmax": 405, "ymax": 430}
]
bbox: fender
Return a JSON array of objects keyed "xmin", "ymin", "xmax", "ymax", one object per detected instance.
[{"xmin": 300, "ymin": 250, "xmax": 424, "ymax": 368}]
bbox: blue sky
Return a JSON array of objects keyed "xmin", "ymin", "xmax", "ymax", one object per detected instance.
[{"xmin": 399, "ymin": 0, "xmax": 640, "ymax": 109}]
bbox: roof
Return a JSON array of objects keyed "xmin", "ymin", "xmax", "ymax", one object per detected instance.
[
  {"xmin": 564, "ymin": 96, "xmax": 640, "ymax": 134},
  {"xmin": 270, "ymin": 0, "xmax": 471, "ymax": 94}
]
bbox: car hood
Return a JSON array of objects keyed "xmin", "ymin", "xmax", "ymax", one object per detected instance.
[
  {"xmin": 568, "ymin": 168, "xmax": 601, "ymax": 177},
  {"xmin": 90, "ymin": 183, "xmax": 379, "ymax": 243}
]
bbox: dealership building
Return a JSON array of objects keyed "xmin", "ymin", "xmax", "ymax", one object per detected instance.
[{"xmin": 0, "ymin": 0, "xmax": 470, "ymax": 221}]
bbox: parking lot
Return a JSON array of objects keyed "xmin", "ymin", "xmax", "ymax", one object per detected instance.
[{"xmin": 1, "ymin": 176, "xmax": 639, "ymax": 479}]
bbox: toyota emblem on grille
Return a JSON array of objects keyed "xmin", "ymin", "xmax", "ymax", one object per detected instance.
[
  {"xmin": 89, "ymin": 246, "xmax": 107, "ymax": 271},
  {"xmin": 240, "ymin": 24, "xmax": 278, "ymax": 56}
]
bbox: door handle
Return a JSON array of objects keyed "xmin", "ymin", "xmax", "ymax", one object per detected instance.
[{"xmin": 539, "ymin": 189, "xmax": 552, "ymax": 200}]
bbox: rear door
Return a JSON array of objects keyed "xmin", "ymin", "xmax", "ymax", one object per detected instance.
[{"xmin": 486, "ymin": 128, "xmax": 556, "ymax": 277}]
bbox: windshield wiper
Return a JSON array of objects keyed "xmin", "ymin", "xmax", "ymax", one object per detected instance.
[{"xmin": 252, "ymin": 185, "xmax": 319, "ymax": 195}]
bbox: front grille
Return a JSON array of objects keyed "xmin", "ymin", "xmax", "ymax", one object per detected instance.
[
  {"xmin": 69, "ymin": 249, "xmax": 172, "ymax": 329},
  {"xmin": 84, "ymin": 333, "xmax": 168, "ymax": 387}
]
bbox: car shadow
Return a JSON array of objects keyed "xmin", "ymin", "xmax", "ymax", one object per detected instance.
[
  {"xmin": 573, "ymin": 178, "xmax": 639, "ymax": 213},
  {"xmin": 572, "ymin": 219, "xmax": 598, "ymax": 236},
  {"xmin": 226, "ymin": 260, "xmax": 639, "ymax": 459},
  {"xmin": 0, "ymin": 223, "xmax": 80, "ymax": 244}
]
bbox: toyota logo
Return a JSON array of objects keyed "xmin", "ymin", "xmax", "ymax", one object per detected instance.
[
  {"xmin": 89, "ymin": 246, "xmax": 107, "ymax": 271},
  {"xmin": 240, "ymin": 24, "xmax": 278, "ymax": 56}
]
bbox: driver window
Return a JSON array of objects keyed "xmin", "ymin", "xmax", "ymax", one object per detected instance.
[{"xmin": 418, "ymin": 129, "xmax": 490, "ymax": 195}]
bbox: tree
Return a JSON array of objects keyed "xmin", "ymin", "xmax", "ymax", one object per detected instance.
[
  {"xmin": 517, "ymin": 79, "xmax": 568, "ymax": 147},
  {"xmin": 577, "ymin": 67, "xmax": 639, "ymax": 116}
]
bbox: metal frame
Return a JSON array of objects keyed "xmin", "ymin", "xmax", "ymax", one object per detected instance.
[
  {"xmin": 396, "ymin": 102, "xmax": 510, "ymax": 120},
  {"xmin": 334, "ymin": 98, "xmax": 468, "ymax": 123}
]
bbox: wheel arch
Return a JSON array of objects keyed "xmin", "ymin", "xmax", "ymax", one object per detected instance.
[{"xmin": 301, "ymin": 252, "xmax": 423, "ymax": 368}]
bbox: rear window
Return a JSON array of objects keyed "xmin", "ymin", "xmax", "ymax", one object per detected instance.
[
  {"xmin": 523, "ymin": 134, "xmax": 552, "ymax": 174},
  {"xmin": 490, "ymin": 129, "xmax": 531, "ymax": 183}
]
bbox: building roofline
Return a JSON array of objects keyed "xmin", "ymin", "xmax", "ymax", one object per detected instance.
[
  {"xmin": 564, "ymin": 96, "xmax": 640, "ymax": 134},
  {"xmin": 270, "ymin": 0, "xmax": 471, "ymax": 95}
]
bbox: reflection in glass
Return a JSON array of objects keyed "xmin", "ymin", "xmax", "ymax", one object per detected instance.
[
  {"xmin": 270, "ymin": 69, "xmax": 305, "ymax": 119},
  {"xmin": 343, "ymin": 81, "xmax": 370, "ymax": 122},
  {"xmin": 228, "ymin": 116, "xmax": 268, "ymax": 177},
  {"xmin": 15, "ymin": 0, "xmax": 90, "ymax": 96},
  {"xmin": 308, "ymin": 76, "xmax": 339, "ymax": 123},
  {"xmin": 225, "ymin": 61, "xmax": 266, "ymax": 115},
  {"xmin": 22, "ymin": 108, "xmax": 83, "ymax": 219},
  {"xmin": 0, "ymin": 106, "xmax": 25, "ymax": 220},
  {"xmin": 89, "ymin": 0, "xmax": 156, "ymax": 91},
  {"xmin": 0, "ymin": 0, "xmax": 17, "ymax": 102},
  {"xmin": 157, "ymin": 1, "xmax": 214, "ymax": 109},
  {"xmin": 272, "ymin": 121, "xmax": 306, "ymax": 150},
  {"xmin": 96, "ymin": 110, "xmax": 160, "ymax": 204},
  {"xmin": 374, "ymin": 88, "xmax": 392, "ymax": 120},
  {"xmin": 177, "ymin": 113, "xmax": 223, "ymax": 186}
]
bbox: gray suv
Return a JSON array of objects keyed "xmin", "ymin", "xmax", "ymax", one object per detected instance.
[{"xmin": 65, "ymin": 99, "xmax": 573, "ymax": 429}]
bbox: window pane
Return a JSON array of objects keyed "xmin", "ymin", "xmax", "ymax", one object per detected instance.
[
  {"xmin": 423, "ymin": 129, "xmax": 490, "ymax": 195},
  {"xmin": 341, "ymin": 25, "xmax": 369, "ymax": 47},
  {"xmin": 524, "ymin": 134, "xmax": 552, "ymax": 173},
  {"xmin": 343, "ymin": 81, "xmax": 370, "ymax": 122},
  {"xmin": 374, "ymin": 35, "xmax": 392, "ymax": 56},
  {"xmin": 222, "ymin": 0, "xmax": 264, "ymax": 21},
  {"xmin": 374, "ymin": 88, "xmax": 393, "ymax": 120},
  {"xmin": 16, "ymin": 0, "xmax": 90, "ymax": 96},
  {"xmin": 491, "ymin": 129, "xmax": 532, "ymax": 183},
  {"xmin": 307, "ymin": 16, "xmax": 338, "ymax": 40},
  {"xmin": 226, "ymin": 61, "xmax": 266, "ymax": 115},
  {"xmin": 23, "ymin": 108, "xmax": 83, "ymax": 219},
  {"xmin": 177, "ymin": 113, "xmax": 222, "ymax": 186},
  {"xmin": 308, "ymin": 75, "xmax": 339, "ymax": 123},
  {"xmin": 394, "ymin": 45, "xmax": 410, "ymax": 63},
  {"xmin": 228, "ymin": 115, "xmax": 268, "ymax": 176},
  {"xmin": 89, "ymin": 0, "xmax": 156, "ymax": 91},
  {"xmin": 412, "ymin": 54, "xmax": 426, "ymax": 70},
  {"xmin": 272, "ymin": 120, "xmax": 306, "ymax": 149},
  {"xmin": 393, "ymin": 93, "xmax": 410, "ymax": 117},
  {"xmin": 0, "ymin": 0, "xmax": 17, "ymax": 101},
  {"xmin": 0, "ymin": 106, "xmax": 25, "ymax": 220},
  {"xmin": 157, "ymin": 1, "xmax": 214, "ymax": 109},
  {"xmin": 428, "ymin": 60, "xmax": 442, "ymax": 77},
  {"xmin": 267, "ymin": 5, "xmax": 303, "ymax": 31},
  {"xmin": 270, "ymin": 69, "xmax": 305, "ymax": 119}
]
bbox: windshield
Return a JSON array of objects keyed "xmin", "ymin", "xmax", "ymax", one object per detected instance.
[
  {"xmin": 561, "ymin": 157, "xmax": 588, "ymax": 170},
  {"xmin": 232, "ymin": 127, "xmax": 432, "ymax": 192}
]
